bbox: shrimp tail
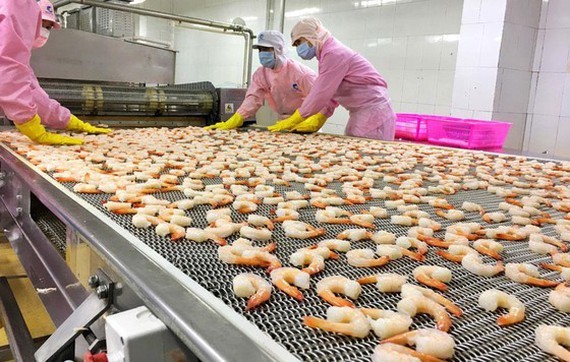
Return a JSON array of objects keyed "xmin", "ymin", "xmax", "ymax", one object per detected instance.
[
  {"xmin": 318, "ymin": 290, "xmax": 355, "ymax": 308},
  {"xmin": 274, "ymin": 280, "xmax": 303, "ymax": 301},
  {"xmin": 357, "ymin": 275, "xmax": 378, "ymax": 284},
  {"xmin": 245, "ymin": 289, "xmax": 271, "ymax": 311},
  {"xmin": 416, "ymin": 275, "xmax": 448, "ymax": 292}
]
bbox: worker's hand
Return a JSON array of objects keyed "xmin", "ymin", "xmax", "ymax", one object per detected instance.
[
  {"xmin": 15, "ymin": 115, "xmax": 83, "ymax": 145},
  {"xmin": 267, "ymin": 110, "xmax": 306, "ymax": 132},
  {"xmin": 66, "ymin": 115, "xmax": 111, "ymax": 134},
  {"xmin": 291, "ymin": 113, "xmax": 328, "ymax": 133},
  {"xmin": 204, "ymin": 113, "xmax": 245, "ymax": 130}
]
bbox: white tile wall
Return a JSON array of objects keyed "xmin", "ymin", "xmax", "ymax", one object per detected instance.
[
  {"xmin": 496, "ymin": 69, "xmax": 532, "ymax": 113},
  {"xmin": 555, "ymin": 117, "xmax": 570, "ymax": 156},
  {"xmin": 492, "ymin": 111, "xmax": 526, "ymax": 149},
  {"xmin": 545, "ymin": 0, "xmax": 570, "ymax": 29},
  {"xmin": 533, "ymin": 72, "xmax": 565, "ymax": 116},
  {"xmin": 540, "ymin": 28, "xmax": 570, "ymax": 72},
  {"xmin": 527, "ymin": 114, "xmax": 560, "ymax": 155}
]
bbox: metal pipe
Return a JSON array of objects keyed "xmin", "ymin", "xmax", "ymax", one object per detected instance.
[{"xmin": 54, "ymin": 0, "xmax": 255, "ymax": 86}]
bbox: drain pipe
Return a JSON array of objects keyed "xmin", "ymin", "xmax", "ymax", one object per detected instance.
[{"xmin": 53, "ymin": 0, "xmax": 255, "ymax": 87}]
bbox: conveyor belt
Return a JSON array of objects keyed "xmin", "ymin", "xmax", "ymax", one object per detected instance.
[
  {"xmin": 32, "ymin": 202, "xmax": 67, "ymax": 257},
  {"xmin": 12, "ymin": 129, "xmax": 570, "ymax": 361}
]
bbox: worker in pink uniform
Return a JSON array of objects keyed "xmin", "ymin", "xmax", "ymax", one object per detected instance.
[
  {"xmin": 206, "ymin": 30, "xmax": 336, "ymax": 130},
  {"xmin": 0, "ymin": 0, "xmax": 110, "ymax": 145},
  {"xmin": 268, "ymin": 17, "xmax": 396, "ymax": 140}
]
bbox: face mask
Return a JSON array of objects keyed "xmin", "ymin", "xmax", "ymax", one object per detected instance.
[
  {"xmin": 32, "ymin": 27, "xmax": 50, "ymax": 48},
  {"xmin": 258, "ymin": 51, "xmax": 276, "ymax": 69},
  {"xmin": 297, "ymin": 41, "xmax": 316, "ymax": 60}
]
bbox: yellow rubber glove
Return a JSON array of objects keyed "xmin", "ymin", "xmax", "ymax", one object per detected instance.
[
  {"xmin": 267, "ymin": 110, "xmax": 306, "ymax": 132},
  {"xmin": 291, "ymin": 113, "xmax": 328, "ymax": 133},
  {"xmin": 204, "ymin": 113, "xmax": 245, "ymax": 130},
  {"xmin": 15, "ymin": 115, "xmax": 83, "ymax": 145},
  {"xmin": 66, "ymin": 115, "xmax": 111, "ymax": 134}
]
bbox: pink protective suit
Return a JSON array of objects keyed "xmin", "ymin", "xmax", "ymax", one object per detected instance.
[
  {"xmin": 237, "ymin": 58, "xmax": 336, "ymax": 120},
  {"xmin": 292, "ymin": 18, "xmax": 396, "ymax": 141},
  {"xmin": 0, "ymin": 0, "xmax": 70, "ymax": 127}
]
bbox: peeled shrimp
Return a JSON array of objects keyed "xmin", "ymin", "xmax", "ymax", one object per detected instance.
[
  {"xmin": 401, "ymin": 284, "xmax": 462, "ymax": 317},
  {"xmin": 360, "ymin": 308, "xmax": 412, "ymax": 339},
  {"xmin": 315, "ymin": 209, "xmax": 351, "ymax": 224},
  {"xmin": 232, "ymin": 200, "xmax": 258, "ymax": 213},
  {"xmin": 303, "ymin": 306, "xmax": 370, "ymax": 338},
  {"xmin": 282, "ymin": 220, "xmax": 325, "ymax": 239},
  {"xmin": 270, "ymin": 267, "xmax": 310, "ymax": 301},
  {"xmin": 233, "ymin": 273, "xmax": 272, "ymax": 310},
  {"xmin": 357, "ymin": 273, "xmax": 408, "ymax": 293},
  {"xmin": 346, "ymin": 249, "xmax": 390, "ymax": 268},
  {"xmin": 247, "ymin": 214, "xmax": 274, "ymax": 230},
  {"xmin": 398, "ymin": 295, "xmax": 452, "ymax": 332},
  {"xmin": 478, "ymin": 289, "xmax": 525, "ymax": 326},
  {"xmin": 435, "ymin": 209, "xmax": 465, "ymax": 221},
  {"xmin": 316, "ymin": 276, "xmax": 361, "ymax": 307},
  {"xmin": 349, "ymin": 214, "xmax": 376, "ymax": 228},
  {"xmin": 337, "ymin": 228, "xmax": 373, "ymax": 242},
  {"xmin": 462, "ymin": 201, "xmax": 484, "ymax": 214},
  {"xmin": 372, "ymin": 343, "xmax": 442, "ymax": 362},
  {"xmin": 413, "ymin": 266, "xmax": 452, "ymax": 292},
  {"xmin": 289, "ymin": 249, "xmax": 325, "ymax": 275},
  {"xmin": 272, "ymin": 208, "xmax": 299, "ymax": 222},
  {"xmin": 132, "ymin": 213, "xmax": 163, "ymax": 228},
  {"xmin": 535, "ymin": 325, "xmax": 570, "ymax": 361},
  {"xmin": 436, "ymin": 244, "xmax": 477, "ymax": 263},
  {"xmin": 376, "ymin": 245, "xmax": 424, "ymax": 262},
  {"xmin": 155, "ymin": 222, "xmax": 185, "ymax": 241},
  {"xmin": 418, "ymin": 218, "xmax": 442, "ymax": 231},
  {"xmin": 549, "ymin": 283, "xmax": 570, "ymax": 313},
  {"xmin": 396, "ymin": 237, "xmax": 428, "ymax": 256},
  {"xmin": 371, "ymin": 230, "xmax": 396, "ymax": 244},
  {"xmin": 381, "ymin": 328, "xmax": 456, "ymax": 360},
  {"xmin": 185, "ymin": 227, "xmax": 226, "ymax": 246},
  {"xmin": 218, "ymin": 245, "xmax": 280, "ymax": 271},
  {"xmin": 462, "ymin": 253, "xmax": 504, "ymax": 277},
  {"xmin": 482, "ymin": 212, "xmax": 508, "ymax": 224},
  {"xmin": 505, "ymin": 263, "xmax": 559, "ymax": 287},
  {"xmin": 369, "ymin": 206, "xmax": 389, "ymax": 219},
  {"xmin": 239, "ymin": 225, "xmax": 272, "ymax": 241},
  {"xmin": 317, "ymin": 239, "xmax": 351, "ymax": 253},
  {"xmin": 473, "ymin": 239, "xmax": 503, "ymax": 260},
  {"xmin": 529, "ymin": 233, "xmax": 567, "ymax": 255},
  {"xmin": 391, "ymin": 215, "xmax": 415, "ymax": 226}
]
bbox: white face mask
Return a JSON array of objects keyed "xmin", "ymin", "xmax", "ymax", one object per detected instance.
[{"xmin": 32, "ymin": 27, "xmax": 50, "ymax": 48}]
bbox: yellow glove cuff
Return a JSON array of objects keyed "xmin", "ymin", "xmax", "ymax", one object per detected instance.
[{"xmin": 15, "ymin": 115, "xmax": 44, "ymax": 141}]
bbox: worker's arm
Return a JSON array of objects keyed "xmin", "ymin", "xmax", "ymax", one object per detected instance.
[
  {"xmin": 298, "ymin": 51, "xmax": 350, "ymax": 118},
  {"xmin": 297, "ymin": 69, "xmax": 338, "ymax": 118},
  {"xmin": 0, "ymin": 3, "xmax": 41, "ymax": 124}
]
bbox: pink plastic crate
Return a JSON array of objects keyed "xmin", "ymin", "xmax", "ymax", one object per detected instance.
[
  {"xmin": 425, "ymin": 118, "xmax": 511, "ymax": 149},
  {"xmin": 395, "ymin": 113, "xmax": 427, "ymax": 141}
]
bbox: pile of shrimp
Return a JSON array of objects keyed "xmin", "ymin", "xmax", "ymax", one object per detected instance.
[{"xmin": 3, "ymin": 126, "xmax": 570, "ymax": 361}]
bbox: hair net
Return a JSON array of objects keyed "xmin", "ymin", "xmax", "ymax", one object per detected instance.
[
  {"xmin": 290, "ymin": 17, "xmax": 331, "ymax": 52},
  {"xmin": 253, "ymin": 30, "xmax": 287, "ymax": 67},
  {"xmin": 36, "ymin": 0, "xmax": 61, "ymax": 29}
]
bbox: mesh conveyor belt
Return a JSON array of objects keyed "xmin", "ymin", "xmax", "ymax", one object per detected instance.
[
  {"xmin": 33, "ymin": 207, "xmax": 67, "ymax": 257},
  {"xmin": 52, "ymin": 162, "xmax": 570, "ymax": 362}
]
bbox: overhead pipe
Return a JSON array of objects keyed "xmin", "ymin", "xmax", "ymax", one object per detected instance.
[{"xmin": 53, "ymin": 0, "xmax": 255, "ymax": 86}]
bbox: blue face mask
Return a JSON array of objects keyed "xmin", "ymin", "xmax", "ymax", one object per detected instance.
[
  {"xmin": 297, "ymin": 42, "xmax": 316, "ymax": 60},
  {"xmin": 259, "ymin": 51, "xmax": 276, "ymax": 69}
]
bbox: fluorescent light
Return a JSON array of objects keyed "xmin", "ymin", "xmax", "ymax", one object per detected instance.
[
  {"xmin": 130, "ymin": 0, "xmax": 146, "ymax": 4},
  {"xmin": 285, "ymin": 7, "xmax": 321, "ymax": 18}
]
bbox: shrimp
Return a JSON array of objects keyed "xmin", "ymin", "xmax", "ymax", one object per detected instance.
[
  {"xmin": 232, "ymin": 200, "xmax": 258, "ymax": 213},
  {"xmin": 462, "ymin": 201, "xmax": 485, "ymax": 215},
  {"xmin": 231, "ymin": 238, "xmax": 276, "ymax": 253},
  {"xmin": 376, "ymin": 245, "xmax": 425, "ymax": 262},
  {"xmin": 398, "ymin": 295, "xmax": 452, "ymax": 332},
  {"xmin": 473, "ymin": 239, "xmax": 503, "ymax": 260},
  {"xmin": 401, "ymin": 284, "xmax": 462, "ymax": 317},
  {"xmin": 239, "ymin": 225, "xmax": 272, "ymax": 241},
  {"xmin": 315, "ymin": 209, "xmax": 351, "ymax": 225},
  {"xmin": 233, "ymin": 273, "xmax": 272, "ymax": 310},
  {"xmin": 205, "ymin": 208, "xmax": 232, "ymax": 224},
  {"xmin": 316, "ymin": 276, "xmax": 362, "ymax": 307},
  {"xmin": 155, "ymin": 223, "xmax": 185, "ymax": 241},
  {"xmin": 483, "ymin": 226, "xmax": 526, "ymax": 241},
  {"xmin": 462, "ymin": 253, "xmax": 504, "ymax": 277},
  {"xmin": 418, "ymin": 218, "xmax": 442, "ymax": 231},
  {"xmin": 396, "ymin": 237, "xmax": 428, "ymax": 256},
  {"xmin": 247, "ymin": 214, "xmax": 274, "ymax": 230},
  {"xmin": 184, "ymin": 227, "xmax": 226, "ymax": 246},
  {"xmin": 530, "ymin": 233, "xmax": 567, "ymax": 253},
  {"xmin": 435, "ymin": 209, "xmax": 465, "ymax": 221},
  {"xmin": 369, "ymin": 206, "xmax": 389, "ymax": 219},
  {"xmin": 282, "ymin": 220, "xmax": 325, "ymax": 239},
  {"xmin": 357, "ymin": 273, "xmax": 408, "ymax": 293},
  {"xmin": 549, "ymin": 283, "xmax": 570, "ymax": 313},
  {"xmin": 272, "ymin": 208, "xmax": 299, "ymax": 222},
  {"xmin": 284, "ymin": 190, "xmax": 309, "ymax": 200},
  {"xmin": 303, "ymin": 306, "xmax": 370, "ymax": 338},
  {"xmin": 218, "ymin": 245, "xmax": 280, "ymax": 271},
  {"xmin": 413, "ymin": 266, "xmax": 452, "ymax": 292},
  {"xmin": 429, "ymin": 198, "xmax": 453, "ymax": 210},
  {"xmin": 350, "ymin": 214, "xmax": 376, "ymax": 228},
  {"xmin": 380, "ymin": 328, "xmax": 456, "ymax": 360},
  {"xmin": 360, "ymin": 308, "xmax": 412, "ymax": 339},
  {"xmin": 535, "ymin": 325, "xmax": 570, "ymax": 361},
  {"xmin": 436, "ymin": 244, "xmax": 477, "ymax": 263},
  {"xmin": 270, "ymin": 267, "xmax": 310, "ymax": 301},
  {"xmin": 346, "ymin": 249, "xmax": 390, "ymax": 268},
  {"xmin": 541, "ymin": 263, "xmax": 570, "ymax": 281},
  {"xmin": 337, "ymin": 228, "xmax": 373, "ymax": 242},
  {"xmin": 241, "ymin": 250, "xmax": 282, "ymax": 272},
  {"xmin": 553, "ymin": 253, "xmax": 570, "ymax": 267},
  {"xmin": 505, "ymin": 263, "xmax": 559, "ymax": 287},
  {"xmin": 371, "ymin": 231, "xmax": 397, "ymax": 245},
  {"xmin": 277, "ymin": 200, "xmax": 309, "ymax": 210},
  {"xmin": 316, "ymin": 239, "xmax": 351, "ymax": 253},
  {"xmin": 372, "ymin": 343, "xmax": 443, "ymax": 362},
  {"xmin": 478, "ymin": 289, "xmax": 525, "ymax": 326},
  {"xmin": 73, "ymin": 183, "xmax": 102, "ymax": 194},
  {"xmin": 482, "ymin": 212, "xmax": 508, "ymax": 224},
  {"xmin": 391, "ymin": 215, "xmax": 415, "ymax": 226},
  {"xmin": 289, "ymin": 249, "xmax": 326, "ymax": 275}
]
